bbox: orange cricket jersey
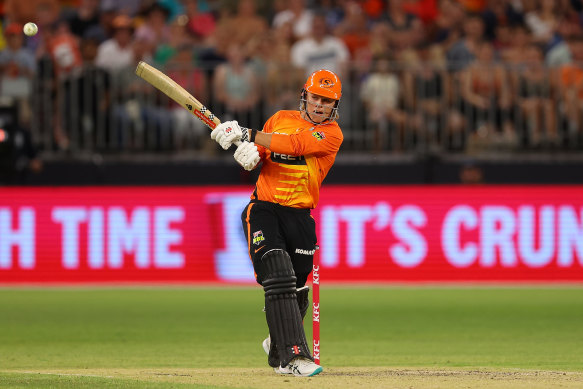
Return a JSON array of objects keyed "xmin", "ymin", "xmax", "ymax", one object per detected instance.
[{"xmin": 252, "ymin": 110, "xmax": 343, "ymax": 209}]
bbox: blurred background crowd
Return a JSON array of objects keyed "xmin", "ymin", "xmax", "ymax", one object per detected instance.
[{"xmin": 1, "ymin": 0, "xmax": 583, "ymax": 176}]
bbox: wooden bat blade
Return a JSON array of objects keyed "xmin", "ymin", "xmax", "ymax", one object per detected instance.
[{"xmin": 135, "ymin": 61, "xmax": 221, "ymax": 129}]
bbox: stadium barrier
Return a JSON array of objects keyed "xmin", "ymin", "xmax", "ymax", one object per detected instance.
[{"xmin": 1, "ymin": 185, "xmax": 582, "ymax": 284}]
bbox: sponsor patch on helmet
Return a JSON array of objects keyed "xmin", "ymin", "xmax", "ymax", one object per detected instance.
[
  {"xmin": 319, "ymin": 78, "xmax": 334, "ymax": 88},
  {"xmin": 312, "ymin": 131, "xmax": 326, "ymax": 141}
]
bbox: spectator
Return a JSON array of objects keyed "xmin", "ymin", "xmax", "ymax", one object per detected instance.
[
  {"xmin": 60, "ymin": 35, "xmax": 111, "ymax": 151},
  {"xmin": 46, "ymin": 19, "xmax": 83, "ymax": 77},
  {"xmin": 446, "ymin": 13, "xmax": 485, "ymax": 72},
  {"xmin": 356, "ymin": 21, "xmax": 391, "ymax": 74},
  {"xmin": 153, "ymin": 16, "xmax": 191, "ymax": 66},
  {"xmin": 500, "ymin": 24, "xmax": 533, "ymax": 65},
  {"xmin": 428, "ymin": 0, "xmax": 465, "ymax": 46},
  {"xmin": 557, "ymin": 35, "xmax": 583, "ymax": 146},
  {"xmin": 212, "ymin": 43, "xmax": 261, "ymax": 128},
  {"xmin": 26, "ymin": 2, "xmax": 60, "ymax": 53},
  {"xmin": 360, "ymin": 55, "xmax": 407, "ymax": 151},
  {"xmin": 461, "ymin": 41, "xmax": 516, "ymax": 150},
  {"xmin": 0, "ymin": 23, "xmax": 35, "ymax": 123},
  {"xmin": 319, "ymin": 0, "xmax": 347, "ymax": 29},
  {"xmin": 290, "ymin": 12, "xmax": 350, "ymax": 77},
  {"xmin": 64, "ymin": 0, "xmax": 102, "ymax": 39},
  {"xmin": 135, "ymin": 2, "xmax": 172, "ymax": 55},
  {"xmin": 183, "ymin": 0, "xmax": 216, "ymax": 45},
  {"xmin": 264, "ymin": 28, "xmax": 305, "ymax": 114},
  {"xmin": 4, "ymin": 0, "xmax": 59, "ymax": 26},
  {"xmin": 335, "ymin": 2, "xmax": 371, "ymax": 58},
  {"xmin": 212, "ymin": 0, "xmax": 267, "ymax": 57},
  {"xmin": 481, "ymin": 0, "xmax": 524, "ymax": 41},
  {"xmin": 95, "ymin": 14, "xmax": 135, "ymax": 71},
  {"xmin": 379, "ymin": 0, "xmax": 424, "ymax": 52},
  {"xmin": 272, "ymin": 0, "xmax": 314, "ymax": 40},
  {"xmin": 525, "ymin": 0, "xmax": 558, "ymax": 45},
  {"xmin": 512, "ymin": 44, "xmax": 557, "ymax": 147},
  {"xmin": 0, "ymin": 23, "xmax": 36, "ymax": 82},
  {"xmin": 403, "ymin": 43, "xmax": 454, "ymax": 149}
]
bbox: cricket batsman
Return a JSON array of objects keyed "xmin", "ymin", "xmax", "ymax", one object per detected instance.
[{"xmin": 210, "ymin": 69, "xmax": 343, "ymax": 377}]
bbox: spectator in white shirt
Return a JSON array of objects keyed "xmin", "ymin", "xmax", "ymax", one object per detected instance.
[
  {"xmin": 95, "ymin": 14, "xmax": 135, "ymax": 71},
  {"xmin": 272, "ymin": 0, "xmax": 313, "ymax": 40},
  {"xmin": 290, "ymin": 12, "xmax": 350, "ymax": 77}
]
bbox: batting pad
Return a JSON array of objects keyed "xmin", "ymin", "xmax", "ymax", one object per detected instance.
[{"xmin": 261, "ymin": 250, "xmax": 312, "ymax": 366}]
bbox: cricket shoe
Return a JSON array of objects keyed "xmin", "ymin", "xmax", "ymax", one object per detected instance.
[
  {"xmin": 287, "ymin": 357, "xmax": 323, "ymax": 377},
  {"xmin": 262, "ymin": 336, "xmax": 280, "ymax": 368}
]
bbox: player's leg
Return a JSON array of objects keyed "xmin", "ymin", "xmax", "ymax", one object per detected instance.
[
  {"xmin": 262, "ymin": 285, "xmax": 309, "ymax": 367},
  {"xmin": 242, "ymin": 201, "xmax": 320, "ymax": 375},
  {"xmin": 259, "ymin": 249, "xmax": 321, "ymax": 376}
]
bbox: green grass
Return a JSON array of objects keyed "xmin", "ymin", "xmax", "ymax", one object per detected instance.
[
  {"xmin": 0, "ymin": 372, "xmax": 212, "ymax": 389},
  {"xmin": 0, "ymin": 286, "xmax": 582, "ymax": 378}
]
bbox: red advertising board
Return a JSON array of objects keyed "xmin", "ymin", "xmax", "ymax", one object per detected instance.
[{"xmin": 1, "ymin": 186, "xmax": 582, "ymax": 284}]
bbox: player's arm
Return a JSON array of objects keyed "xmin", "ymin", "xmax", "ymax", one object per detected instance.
[{"xmin": 266, "ymin": 126, "xmax": 343, "ymax": 157}]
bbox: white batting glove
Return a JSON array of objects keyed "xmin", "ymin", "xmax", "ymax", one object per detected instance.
[
  {"xmin": 210, "ymin": 120, "xmax": 250, "ymax": 150},
  {"xmin": 234, "ymin": 141, "xmax": 260, "ymax": 171}
]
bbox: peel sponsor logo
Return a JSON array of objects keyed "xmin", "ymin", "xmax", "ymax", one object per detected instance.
[
  {"xmin": 271, "ymin": 152, "xmax": 306, "ymax": 166},
  {"xmin": 296, "ymin": 248, "xmax": 316, "ymax": 255},
  {"xmin": 312, "ymin": 302, "xmax": 320, "ymax": 322}
]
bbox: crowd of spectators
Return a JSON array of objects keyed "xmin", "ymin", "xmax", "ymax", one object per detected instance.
[{"xmin": 1, "ymin": 0, "xmax": 583, "ymax": 156}]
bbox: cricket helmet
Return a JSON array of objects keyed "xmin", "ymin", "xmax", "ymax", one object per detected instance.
[
  {"xmin": 300, "ymin": 69, "xmax": 342, "ymax": 124},
  {"xmin": 303, "ymin": 69, "xmax": 342, "ymax": 100}
]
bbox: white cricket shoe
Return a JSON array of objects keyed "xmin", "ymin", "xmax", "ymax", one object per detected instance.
[
  {"xmin": 263, "ymin": 337, "xmax": 291, "ymax": 374},
  {"xmin": 287, "ymin": 357, "xmax": 323, "ymax": 377}
]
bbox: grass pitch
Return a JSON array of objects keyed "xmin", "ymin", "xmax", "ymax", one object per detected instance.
[{"xmin": 1, "ymin": 286, "xmax": 582, "ymax": 388}]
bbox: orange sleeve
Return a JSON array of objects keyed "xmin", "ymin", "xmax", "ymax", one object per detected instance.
[{"xmin": 269, "ymin": 125, "xmax": 343, "ymax": 157}]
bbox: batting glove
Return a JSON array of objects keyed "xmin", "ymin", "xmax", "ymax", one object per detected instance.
[
  {"xmin": 234, "ymin": 141, "xmax": 260, "ymax": 171},
  {"xmin": 210, "ymin": 120, "xmax": 250, "ymax": 150}
]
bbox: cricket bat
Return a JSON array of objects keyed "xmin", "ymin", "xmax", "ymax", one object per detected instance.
[{"xmin": 135, "ymin": 61, "xmax": 222, "ymax": 130}]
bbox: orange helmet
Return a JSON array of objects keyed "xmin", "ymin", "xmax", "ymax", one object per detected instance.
[
  {"xmin": 300, "ymin": 69, "xmax": 342, "ymax": 124},
  {"xmin": 303, "ymin": 69, "xmax": 342, "ymax": 100}
]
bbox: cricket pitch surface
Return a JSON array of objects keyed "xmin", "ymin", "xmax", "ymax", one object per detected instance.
[{"xmin": 5, "ymin": 367, "xmax": 583, "ymax": 389}]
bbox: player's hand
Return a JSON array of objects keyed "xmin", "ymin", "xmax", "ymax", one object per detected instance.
[
  {"xmin": 211, "ymin": 120, "xmax": 249, "ymax": 150},
  {"xmin": 234, "ymin": 141, "xmax": 260, "ymax": 171}
]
